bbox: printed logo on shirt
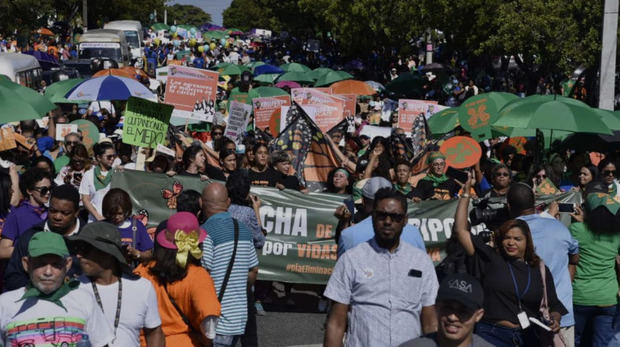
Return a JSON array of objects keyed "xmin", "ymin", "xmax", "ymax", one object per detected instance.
[
  {"xmin": 6, "ymin": 316, "xmax": 88, "ymax": 346},
  {"xmin": 362, "ymin": 267, "xmax": 374, "ymax": 279}
]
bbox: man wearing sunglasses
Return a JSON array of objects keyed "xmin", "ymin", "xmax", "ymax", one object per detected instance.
[
  {"xmin": 325, "ymin": 188, "xmax": 439, "ymax": 347},
  {"xmin": 4, "ymin": 184, "xmax": 83, "ymax": 291},
  {"xmin": 405, "ymin": 273, "xmax": 493, "ymax": 346}
]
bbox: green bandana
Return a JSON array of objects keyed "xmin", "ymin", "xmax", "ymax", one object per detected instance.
[
  {"xmin": 94, "ymin": 166, "xmax": 112, "ymax": 191},
  {"xmin": 427, "ymin": 152, "xmax": 446, "ymax": 165},
  {"xmin": 18, "ymin": 279, "xmax": 79, "ymax": 311},
  {"xmin": 586, "ymin": 192, "xmax": 620, "ymax": 215},
  {"xmin": 422, "ymin": 174, "xmax": 449, "ymax": 187},
  {"xmin": 395, "ymin": 183, "xmax": 413, "ymax": 195},
  {"xmin": 609, "ymin": 183, "xmax": 618, "ymax": 198}
]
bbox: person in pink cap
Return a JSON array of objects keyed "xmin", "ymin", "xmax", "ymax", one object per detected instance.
[{"xmin": 135, "ymin": 212, "xmax": 221, "ymax": 347}]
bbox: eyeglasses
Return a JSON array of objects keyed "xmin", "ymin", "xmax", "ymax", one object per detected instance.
[
  {"xmin": 495, "ymin": 172, "xmax": 510, "ymax": 177},
  {"xmin": 373, "ymin": 211, "xmax": 406, "ymax": 223},
  {"xmin": 536, "ymin": 174, "xmax": 547, "ymax": 179},
  {"xmin": 33, "ymin": 186, "xmax": 51, "ymax": 195},
  {"xmin": 603, "ymin": 170, "xmax": 616, "ymax": 177},
  {"xmin": 431, "ymin": 162, "xmax": 446, "ymax": 167}
]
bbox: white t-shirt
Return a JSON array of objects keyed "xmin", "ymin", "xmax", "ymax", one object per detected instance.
[
  {"xmin": 78, "ymin": 276, "xmax": 161, "ymax": 347},
  {"xmin": 79, "ymin": 167, "xmax": 111, "ymax": 222},
  {"xmin": 0, "ymin": 286, "xmax": 114, "ymax": 347}
]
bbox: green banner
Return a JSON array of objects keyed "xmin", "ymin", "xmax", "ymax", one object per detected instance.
[
  {"xmin": 111, "ymin": 170, "xmax": 580, "ymax": 284},
  {"xmin": 123, "ymin": 97, "xmax": 173, "ymax": 148}
]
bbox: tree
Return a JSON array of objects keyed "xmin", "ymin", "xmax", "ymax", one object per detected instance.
[{"xmin": 165, "ymin": 4, "xmax": 212, "ymax": 27}]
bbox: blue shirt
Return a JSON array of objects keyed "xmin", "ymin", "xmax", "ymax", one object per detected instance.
[
  {"xmin": 228, "ymin": 204, "xmax": 265, "ymax": 249},
  {"xmin": 201, "ymin": 212, "xmax": 259, "ymax": 336},
  {"xmin": 325, "ymin": 238, "xmax": 438, "ymax": 346},
  {"xmin": 338, "ymin": 216, "xmax": 426, "ymax": 258},
  {"xmin": 519, "ymin": 214, "xmax": 579, "ymax": 327},
  {"xmin": 117, "ymin": 218, "xmax": 154, "ymax": 252}
]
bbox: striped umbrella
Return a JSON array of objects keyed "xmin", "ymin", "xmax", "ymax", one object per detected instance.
[{"xmin": 65, "ymin": 76, "xmax": 154, "ymax": 101}]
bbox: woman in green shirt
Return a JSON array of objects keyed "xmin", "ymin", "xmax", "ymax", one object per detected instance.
[{"xmin": 570, "ymin": 181, "xmax": 620, "ymax": 347}]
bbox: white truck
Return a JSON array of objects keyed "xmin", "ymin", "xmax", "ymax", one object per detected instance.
[{"xmin": 103, "ymin": 20, "xmax": 144, "ymax": 63}]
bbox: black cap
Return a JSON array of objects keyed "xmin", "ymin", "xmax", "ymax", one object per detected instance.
[{"xmin": 436, "ymin": 273, "xmax": 484, "ymax": 311}]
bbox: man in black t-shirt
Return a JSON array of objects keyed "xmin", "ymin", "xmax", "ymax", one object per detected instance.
[{"xmin": 405, "ymin": 273, "xmax": 493, "ymax": 347}]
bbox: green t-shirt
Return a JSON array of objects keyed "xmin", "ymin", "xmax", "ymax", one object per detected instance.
[{"xmin": 570, "ymin": 222, "xmax": 620, "ymax": 306}]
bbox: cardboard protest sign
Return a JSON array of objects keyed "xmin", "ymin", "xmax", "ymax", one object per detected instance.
[
  {"xmin": 439, "ymin": 136, "xmax": 482, "ymax": 169},
  {"xmin": 70, "ymin": 120, "xmax": 99, "ymax": 149},
  {"xmin": 164, "ymin": 65, "xmax": 219, "ymax": 122},
  {"xmin": 359, "ymin": 125, "xmax": 392, "ymax": 140},
  {"xmin": 290, "ymin": 88, "xmax": 345, "ymax": 132},
  {"xmin": 13, "ymin": 133, "xmax": 34, "ymax": 150},
  {"xmin": 397, "ymin": 99, "xmax": 438, "ymax": 131},
  {"xmin": 253, "ymin": 95, "xmax": 291, "ymax": 136},
  {"xmin": 123, "ymin": 97, "xmax": 173, "ymax": 148},
  {"xmin": 0, "ymin": 128, "xmax": 17, "ymax": 151},
  {"xmin": 225, "ymin": 101, "xmax": 253, "ymax": 144},
  {"xmin": 56, "ymin": 124, "xmax": 78, "ymax": 141}
]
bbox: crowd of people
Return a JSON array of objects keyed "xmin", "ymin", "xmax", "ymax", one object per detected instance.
[{"xmin": 0, "ymin": 20, "xmax": 619, "ymax": 347}]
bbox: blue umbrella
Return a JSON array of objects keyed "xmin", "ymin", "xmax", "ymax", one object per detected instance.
[
  {"xmin": 65, "ymin": 75, "xmax": 154, "ymax": 101},
  {"xmin": 253, "ymin": 64, "xmax": 284, "ymax": 76},
  {"xmin": 23, "ymin": 50, "xmax": 59, "ymax": 69}
]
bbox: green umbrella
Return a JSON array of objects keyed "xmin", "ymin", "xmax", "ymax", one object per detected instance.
[
  {"xmin": 203, "ymin": 31, "xmax": 227, "ymax": 40},
  {"xmin": 428, "ymin": 108, "xmax": 459, "ymax": 135},
  {"xmin": 251, "ymin": 86, "xmax": 288, "ymax": 98},
  {"xmin": 0, "ymin": 76, "xmax": 56, "ymax": 119},
  {"xmin": 594, "ymin": 108, "xmax": 620, "ymax": 131},
  {"xmin": 314, "ymin": 70, "xmax": 352, "ymax": 87},
  {"xmin": 150, "ymin": 23, "xmax": 169, "ymax": 31},
  {"xmin": 175, "ymin": 50, "xmax": 191, "ymax": 60},
  {"xmin": 214, "ymin": 62, "xmax": 232, "ymax": 68},
  {"xmin": 493, "ymin": 95, "xmax": 612, "ymax": 135},
  {"xmin": 385, "ymin": 72, "xmax": 425, "ymax": 97},
  {"xmin": 457, "ymin": 92, "xmax": 519, "ymax": 140},
  {"xmin": 246, "ymin": 61, "xmax": 266, "ymax": 71},
  {"xmin": 277, "ymin": 71, "xmax": 314, "ymax": 83},
  {"xmin": 44, "ymin": 78, "xmax": 86, "ymax": 104},
  {"xmin": 308, "ymin": 67, "xmax": 334, "ymax": 80},
  {"xmin": 0, "ymin": 83, "xmax": 55, "ymax": 122},
  {"xmin": 177, "ymin": 24, "xmax": 192, "ymax": 30},
  {"xmin": 219, "ymin": 64, "xmax": 245, "ymax": 76},
  {"xmin": 253, "ymin": 73, "xmax": 281, "ymax": 84},
  {"xmin": 280, "ymin": 62, "xmax": 311, "ymax": 73}
]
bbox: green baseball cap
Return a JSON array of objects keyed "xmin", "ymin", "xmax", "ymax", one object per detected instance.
[{"xmin": 28, "ymin": 232, "xmax": 70, "ymax": 258}]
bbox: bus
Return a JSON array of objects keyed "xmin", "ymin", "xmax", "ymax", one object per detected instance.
[
  {"xmin": 103, "ymin": 20, "xmax": 144, "ymax": 62},
  {"xmin": 78, "ymin": 29, "xmax": 131, "ymax": 67},
  {"xmin": 0, "ymin": 53, "xmax": 43, "ymax": 89}
]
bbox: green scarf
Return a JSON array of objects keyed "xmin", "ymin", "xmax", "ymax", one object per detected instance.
[
  {"xmin": 18, "ymin": 280, "xmax": 79, "ymax": 311},
  {"xmin": 609, "ymin": 182, "xmax": 618, "ymax": 199},
  {"xmin": 395, "ymin": 183, "xmax": 413, "ymax": 195},
  {"xmin": 94, "ymin": 166, "xmax": 112, "ymax": 191},
  {"xmin": 422, "ymin": 174, "xmax": 449, "ymax": 187}
]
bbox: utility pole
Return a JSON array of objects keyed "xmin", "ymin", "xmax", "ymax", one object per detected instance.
[
  {"xmin": 425, "ymin": 29, "xmax": 433, "ymax": 64},
  {"xmin": 82, "ymin": 0, "xmax": 88, "ymax": 32},
  {"xmin": 599, "ymin": 0, "xmax": 618, "ymax": 110},
  {"xmin": 164, "ymin": 9, "xmax": 167, "ymax": 25}
]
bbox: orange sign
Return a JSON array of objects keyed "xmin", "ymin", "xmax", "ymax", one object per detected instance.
[
  {"xmin": 291, "ymin": 88, "xmax": 345, "ymax": 132},
  {"xmin": 397, "ymin": 99, "xmax": 438, "ymax": 131},
  {"xmin": 253, "ymin": 95, "xmax": 291, "ymax": 136},
  {"xmin": 339, "ymin": 94, "xmax": 357, "ymax": 117},
  {"xmin": 164, "ymin": 66, "xmax": 219, "ymax": 122},
  {"xmin": 440, "ymin": 136, "xmax": 482, "ymax": 169}
]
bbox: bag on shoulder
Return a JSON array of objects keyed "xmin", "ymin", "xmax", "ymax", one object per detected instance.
[{"xmin": 538, "ymin": 260, "xmax": 566, "ymax": 347}]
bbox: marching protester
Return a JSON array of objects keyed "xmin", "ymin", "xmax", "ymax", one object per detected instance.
[
  {"xmin": 413, "ymin": 152, "xmax": 460, "ymax": 201},
  {"xmin": 71, "ymin": 222, "xmax": 164, "ymax": 347},
  {"xmin": 324, "ymin": 188, "xmax": 439, "ymax": 346},
  {"xmin": 0, "ymin": 232, "xmax": 114, "ymax": 346},
  {"xmin": 80, "ymin": 142, "xmax": 117, "ymax": 222}
]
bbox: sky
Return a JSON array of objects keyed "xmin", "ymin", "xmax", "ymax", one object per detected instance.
[{"xmin": 168, "ymin": 0, "xmax": 233, "ymax": 26}]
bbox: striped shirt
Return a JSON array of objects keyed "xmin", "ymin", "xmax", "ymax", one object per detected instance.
[{"xmin": 201, "ymin": 212, "xmax": 259, "ymax": 336}]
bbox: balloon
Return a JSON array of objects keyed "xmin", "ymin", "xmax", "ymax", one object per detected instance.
[
  {"xmin": 189, "ymin": 38, "xmax": 196, "ymax": 46},
  {"xmin": 170, "ymin": 25, "xmax": 177, "ymax": 32},
  {"xmin": 173, "ymin": 40, "xmax": 180, "ymax": 47},
  {"xmin": 220, "ymin": 38, "xmax": 226, "ymax": 45},
  {"xmin": 225, "ymin": 42, "xmax": 230, "ymax": 49},
  {"xmin": 154, "ymin": 38, "xmax": 161, "ymax": 46},
  {"xmin": 210, "ymin": 42, "xmax": 216, "ymax": 51},
  {"xmin": 190, "ymin": 27, "xmax": 197, "ymax": 34},
  {"xmin": 204, "ymin": 44, "xmax": 210, "ymax": 51},
  {"xmin": 172, "ymin": 32, "xmax": 177, "ymax": 38},
  {"xmin": 198, "ymin": 45, "xmax": 204, "ymax": 52}
]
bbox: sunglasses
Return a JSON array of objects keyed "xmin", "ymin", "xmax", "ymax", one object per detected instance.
[
  {"xmin": 373, "ymin": 211, "xmax": 406, "ymax": 223},
  {"xmin": 65, "ymin": 141, "xmax": 79, "ymax": 146},
  {"xmin": 104, "ymin": 154, "xmax": 116, "ymax": 160},
  {"xmin": 495, "ymin": 172, "xmax": 510, "ymax": 177},
  {"xmin": 603, "ymin": 170, "xmax": 616, "ymax": 177},
  {"xmin": 212, "ymin": 132, "xmax": 223, "ymax": 136},
  {"xmin": 536, "ymin": 174, "xmax": 547, "ymax": 179},
  {"xmin": 32, "ymin": 186, "xmax": 51, "ymax": 195}
]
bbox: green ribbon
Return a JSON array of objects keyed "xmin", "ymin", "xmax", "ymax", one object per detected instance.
[
  {"xmin": 395, "ymin": 183, "xmax": 413, "ymax": 195},
  {"xmin": 422, "ymin": 174, "xmax": 449, "ymax": 188},
  {"xmin": 18, "ymin": 280, "xmax": 79, "ymax": 311},
  {"xmin": 94, "ymin": 166, "xmax": 112, "ymax": 191}
]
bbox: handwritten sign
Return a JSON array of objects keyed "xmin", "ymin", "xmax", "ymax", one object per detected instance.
[
  {"xmin": 253, "ymin": 95, "xmax": 291, "ymax": 136},
  {"xmin": 225, "ymin": 101, "xmax": 253, "ymax": 145},
  {"xmin": 164, "ymin": 66, "xmax": 219, "ymax": 122},
  {"xmin": 0, "ymin": 128, "xmax": 17, "ymax": 151},
  {"xmin": 56, "ymin": 124, "xmax": 78, "ymax": 141},
  {"xmin": 123, "ymin": 97, "xmax": 173, "ymax": 148}
]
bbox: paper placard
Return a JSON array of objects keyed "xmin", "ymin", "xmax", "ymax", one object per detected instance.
[
  {"xmin": 225, "ymin": 101, "xmax": 253, "ymax": 144},
  {"xmin": 397, "ymin": 99, "xmax": 438, "ymax": 130},
  {"xmin": 253, "ymin": 95, "xmax": 291, "ymax": 136},
  {"xmin": 0, "ymin": 128, "xmax": 17, "ymax": 151},
  {"xmin": 56, "ymin": 124, "xmax": 78, "ymax": 141},
  {"xmin": 156, "ymin": 143, "xmax": 176, "ymax": 158},
  {"xmin": 164, "ymin": 65, "xmax": 219, "ymax": 122},
  {"xmin": 123, "ymin": 97, "xmax": 173, "ymax": 149},
  {"xmin": 359, "ymin": 125, "xmax": 393, "ymax": 140}
]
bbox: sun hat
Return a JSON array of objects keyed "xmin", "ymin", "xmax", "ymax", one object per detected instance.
[
  {"xmin": 156, "ymin": 212, "xmax": 207, "ymax": 267},
  {"xmin": 67, "ymin": 222, "xmax": 133, "ymax": 275}
]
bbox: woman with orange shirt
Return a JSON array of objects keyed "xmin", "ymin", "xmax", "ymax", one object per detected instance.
[{"xmin": 135, "ymin": 212, "xmax": 220, "ymax": 346}]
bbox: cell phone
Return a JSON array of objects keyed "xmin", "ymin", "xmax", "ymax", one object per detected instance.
[
  {"xmin": 73, "ymin": 172, "xmax": 82, "ymax": 181},
  {"xmin": 446, "ymin": 167, "xmax": 469, "ymax": 183},
  {"xmin": 558, "ymin": 203, "xmax": 575, "ymax": 213}
]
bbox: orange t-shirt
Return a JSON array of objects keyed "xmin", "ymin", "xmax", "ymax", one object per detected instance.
[{"xmin": 135, "ymin": 263, "xmax": 221, "ymax": 346}]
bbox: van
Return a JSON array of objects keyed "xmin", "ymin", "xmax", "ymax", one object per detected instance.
[
  {"xmin": 78, "ymin": 29, "xmax": 130, "ymax": 67},
  {"xmin": 103, "ymin": 20, "xmax": 143, "ymax": 62},
  {"xmin": 0, "ymin": 53, "xmax": 43, "ymax": 89}
]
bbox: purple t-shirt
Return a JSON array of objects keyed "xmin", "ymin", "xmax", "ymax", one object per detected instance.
[
  {"xmin": 1, "ymin": 202, "xmax": 47, "ymax": 242},
  {"xmin": 117, "ymin": 218, "xmax": 154, "ymax": 252}
]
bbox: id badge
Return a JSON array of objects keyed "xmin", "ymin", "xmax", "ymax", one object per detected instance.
[{"xmin": 517, "ymin": 311, "xmax": 530, "ymax": 329}]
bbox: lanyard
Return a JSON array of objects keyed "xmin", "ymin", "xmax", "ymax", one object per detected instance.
[
  {"xmin": 91, "ymin": 279, "xmax": 122, "ymax": 338},
  {"xmin": 507, "ymin": 263, "xmax": 531, "ymax": 311}
]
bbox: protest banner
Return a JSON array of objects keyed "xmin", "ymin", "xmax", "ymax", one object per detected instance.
[
  {"xmin": 112, "ymin": 170, "xmax": 580, "ymax": 284},
  {"xmin": 225, "ymin": 101, "xmax": 253, "ymax": 144},
  {"xmin": 290, "ymin": 88, "xmax": 345, "ymax": 132},
  {"xmin": 253, "ymin": 95, "xmax": 291, "ymax": 136},
  {"xmin": 359, "ymin": 125, "xmax": 393, "ymax": 140},
  {"xmin": 164, "ymin": 65, "xmax": 219, "ymax": 122},
  {"xmin": 0, "ymin": 128, "xmax": 17, "ymax": 151},
  {"xmin": 339, "ymin": 94, "xmax": 357, "ymax": 117},
  {"xmin": 122, "ymin": 97, "xmax": 173, "ymax": 148},
  {"xmin": 55, "ymin": 124, "xmax": 78, "ymax": 141},
  {"xmin": 397, "ymin": 99, "xmax": 438, "ymax": 131}
]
